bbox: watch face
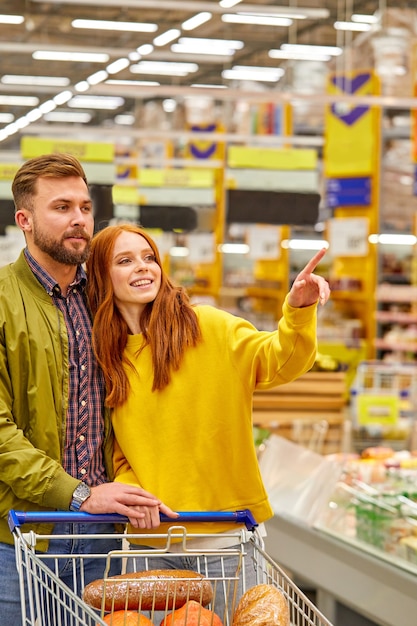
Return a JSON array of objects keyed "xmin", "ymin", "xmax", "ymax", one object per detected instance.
[
  {"xmin": 75, "ymin": 482, "xmax": 91, "ymax": 499},
  {"xmin": 70, "ymin": 482, "xmax": 91, "ymax": 510}
]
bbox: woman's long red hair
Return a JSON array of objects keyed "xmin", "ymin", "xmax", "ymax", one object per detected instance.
[{"xmin": 86, "ymin": 223, "xmax": 201, "ymax": 407}]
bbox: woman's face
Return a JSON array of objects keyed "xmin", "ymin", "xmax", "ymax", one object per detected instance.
[{"xmin": 109, "ymin": 230, "xmax": 162, "ymax": 317}]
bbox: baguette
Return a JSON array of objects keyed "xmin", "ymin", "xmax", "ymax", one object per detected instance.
[
  {"xmin": 232, "ymin": 584, "xmax": 290, "ymax": 626},
  {"xmin": 83, "ymin": 569, "xmax": 213, "ymax": 612}
]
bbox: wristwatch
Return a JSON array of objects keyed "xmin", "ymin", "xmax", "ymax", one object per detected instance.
[{"xmin": 69, "ymin": 482, "xmax": 91, "ymax": 511}]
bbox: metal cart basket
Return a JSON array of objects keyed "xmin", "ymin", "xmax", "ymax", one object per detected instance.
[{"xmin": 9, "ymin": 510, "xmax": 334, "ymax": 626}]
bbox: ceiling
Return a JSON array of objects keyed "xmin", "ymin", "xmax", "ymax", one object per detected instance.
[
  {"xmin": 1, "ymin": 0, "xmax": 414, "ymax": 142},
  {"xmin": 1, "ymin": 0, "xmax": 417, "ymax": 231}
]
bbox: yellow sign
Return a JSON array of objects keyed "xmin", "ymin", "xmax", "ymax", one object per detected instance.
[
  {"xmin": 357, "ymin": 395, "xmax": 399, "ymax": 426},
  {"xmin": 21, "ymin": 137, "xmax": 114, "ymax": 162},
  {"xmin": 324, "ymin": 71, "xmax": 380, "ymax": 177},
  {"xmin": 139, "ymin": 168, "xmax": 215, "ymax": 188},
  {"xmin": 227, "ymin": 146, "xmax": 317, "ymax": 170},
  {"xmin": 0, "ymin": 164, "xmax": 20, "ymax": 180},
  {"xmin": 112, "ymin": 185, "xmax": 140, "ymax": 206}
]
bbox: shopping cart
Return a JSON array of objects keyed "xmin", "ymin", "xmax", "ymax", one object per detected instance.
[{"xmin": 9, "ymin": 509, "xmax": 334, "ymax": 626}]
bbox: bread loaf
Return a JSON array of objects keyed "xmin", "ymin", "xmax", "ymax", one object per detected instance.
[
  {"xmin": 83, "ymin": 569, "xmax": 213, "ymax": 612},
  {"xmin": 232, "ymin": 584, "xmax": 290, "ymax": 626}
]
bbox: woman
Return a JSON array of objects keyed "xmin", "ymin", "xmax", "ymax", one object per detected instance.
[{"xmin": 86, "ymin": 223, "xmax": 330, "ymax": 613}]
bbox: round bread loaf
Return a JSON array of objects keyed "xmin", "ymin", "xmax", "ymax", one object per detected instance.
[
  {"xmin": 83, "ymin": 569, "xmax": 213, "ymax": 612},
  {"xmin": 232, "ymin": 584, "xmax": 290, "ymax": 626}
]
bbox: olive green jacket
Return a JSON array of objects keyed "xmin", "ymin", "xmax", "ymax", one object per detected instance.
[{"xmin": 0, "ymin": 251, "xmax": 114, "ymax": 546}]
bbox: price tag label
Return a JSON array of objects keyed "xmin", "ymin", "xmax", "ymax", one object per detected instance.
[
  {"xmin": 188, "ymin": 233, "xmax": 215, "ymax": 263},
  {"xmin": 248, "ymin": 225, "xmax": 281, "ymax": 260},
  {"xmin": 328, "ymin": 217, "xmax": 369, "ymax": 256}
]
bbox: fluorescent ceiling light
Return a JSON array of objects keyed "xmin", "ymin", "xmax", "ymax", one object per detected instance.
[
  {"xmin": 0, "ymin": 95, "xmax": 39, "ymax": 106},
  {"xmin": 39, "ymin": 100, "xmax": 57, "ymax": 114},
  {"xmin": 171, "ymin": 44, "xmax": 235, "ymax": 57},
  {"xmin": 53, "ymin": 90, "xmax": 73, "ymax": 105},
  {"xmin": 74, "ymin": 81, "xmax": 89, "ymax": 92},
  {"xmin": 137, "ymin": 44, "xmax": 154, "ymax": 55},
  {"xmin": 71, "ymin": 18, "xmax": 157, "ymax": 32},
  {"xmin": 0, "ymin": 113, "xmax": 14, "ymax": 123},
  {"xmin": 219, "ymin": 0, "xmax": 242, "ymax": 7},
  {"xmin": 176, "ymin": 37, "xmax": 244, "ymax": 51},
  {"xmin": 87, "ymin": 70, "xmax": 108, "ymax": 85},
  {"xmin": 368, "ymin": 234, "xmax": 417, "ymax": 245},
  {"xmin": 334, "ymin": 21, "xmax": 372, "ymax": 32},
  {"xmin": 222, "ymin": 14, "xmax": 292, "ymax": 26},
  {"xmin": 33, "ymin": 50, "xmax": 109, "ymax": 62},
  {"xmin": 1, "ymin": 74, "xmax": 70, "ymax": 86},
  {"xmin": 352, "ymin": 14, "xmax": 379, "ymax": 24},
  {"xmin": 43, "ymin": 111, "xmax": 92, "ymax": 123},
  {"xmin": 153, "ymin": 29, "xmax": 181, "ymax": 47},
  {"xmin": 106, "ymin": 79, "xmax": 160, "ymax": 86},
  {"xmin": 182, "ymin": 12, "xmax": 212, "ymax": 31},
  {"xmin": 130, "ymin": 61, "xmax": 198, "ymax": 76},
  {"xmin": 281, "ymin": 43, "xmax": 343, "ymax": 56},
  {"xmin": 222, "ymin": 65, "xmax": 284, "ymax": 82},
  {"xmin": 114, "ymin": 114, "xmax": 135, "ymax": 125},
  {"xmin": 0, "ymin": 14, "xmax": 24, "ymax": 24},
  {"xmin": 218, "ymin": 243, "xmax": 249, "ymax": 254},
  {"xmin": 68, "ymin": 95, "xmax": 125, "ymax": 110},
  {"xmin": 106, "ymin": 58, "xmax": 130, "ymax": 74},
  {"xmin": 269, "ymin": 49, "xmax": 331, "ymax": 61},
  {"xmin": 281, "ymin": 239, "xmax": 329, "ymax": 250},
  {"xmin": 170, "ymin": 246, "xmax": 189, "ymax": 257},
  {"xmin": 25, "ymin": 109, "xmax": 43, "ymax": 122},
  {"xmin": 191, "ymin": 83, "xmax": 228, "ymax": 89}
]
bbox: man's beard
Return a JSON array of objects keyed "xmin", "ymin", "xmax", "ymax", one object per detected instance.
[{"xmin": 32, "ymin": 223, "xmax": 91, "ymax": 265}]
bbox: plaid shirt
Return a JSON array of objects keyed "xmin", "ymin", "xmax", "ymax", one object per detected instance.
[{"xmin": 25, "ymin": 249, "xmax": 107, "ymax": 486}]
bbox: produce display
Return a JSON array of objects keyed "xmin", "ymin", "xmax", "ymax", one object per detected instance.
[
  {"xmin": 83, "ymin": 569, "xmax": 213, "ymax": 612},
  {"xmin": 319, "ymin": 445, "xmax": 417, "ymax": 565}
]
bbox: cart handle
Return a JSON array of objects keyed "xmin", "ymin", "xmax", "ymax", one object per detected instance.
[{"xmin": 8, "ymin": 509, "xmax": 258, "ymax": 533}]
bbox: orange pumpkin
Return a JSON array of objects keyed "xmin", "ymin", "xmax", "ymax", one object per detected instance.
[
  {"xmin": 101, "ymin": 610, "xmax": 154, "ymax": 626},
  {"xmin": 160, "ymin": 600, "xmax": 223, "ymax": 626}
]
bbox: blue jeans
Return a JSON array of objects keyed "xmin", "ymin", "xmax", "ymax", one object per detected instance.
[
  {"xmin": 0, "ymin": 522, "xmax": 122, "ymax": 626},
  {"xmin": 126, "ymin": 540, "xmax": 257, "ymax": 625}
]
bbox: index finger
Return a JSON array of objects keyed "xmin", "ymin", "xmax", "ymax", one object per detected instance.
[{"xmin": 300, "ymin": 247, "xmax": 328, "ymax": 275}]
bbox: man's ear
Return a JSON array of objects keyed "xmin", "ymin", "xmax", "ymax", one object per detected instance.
[{"xmin": 15, "ymin": 208, "xmax": 32, "ymax": 232}]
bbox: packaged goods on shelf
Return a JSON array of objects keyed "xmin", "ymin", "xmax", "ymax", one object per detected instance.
[{"xmin": 349, "ymin": 360, "xmax": 417, "ymax": 452}]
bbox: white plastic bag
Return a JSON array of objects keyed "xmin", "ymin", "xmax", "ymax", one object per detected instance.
[{"xmin": 259, "ymin": 434, "xmax": 344, "ymax": 526}]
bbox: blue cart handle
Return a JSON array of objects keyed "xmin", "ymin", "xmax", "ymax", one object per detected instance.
[{"xmin": 8, "ymin": 509, "xmax": 258, "ymax": 533}]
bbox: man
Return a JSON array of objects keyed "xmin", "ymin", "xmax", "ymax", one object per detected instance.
[{"xmin": 0, "ymin": 153, "xmax": 176, "ymax": 623}]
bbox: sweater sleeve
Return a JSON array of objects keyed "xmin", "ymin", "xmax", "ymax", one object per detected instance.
[{"xmin": 227, "ymin": 295, "xmax": 318, "ymax": 390}]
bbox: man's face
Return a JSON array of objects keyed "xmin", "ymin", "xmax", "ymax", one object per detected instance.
[{"xmin": 25, "ymin": 176, "xmax": 94, "ymax": 266}]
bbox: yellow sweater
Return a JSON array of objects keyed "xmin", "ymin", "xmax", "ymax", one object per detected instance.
[{"xmin": 113, "ymin": 298, "xmax": 317, "ymax": 540}]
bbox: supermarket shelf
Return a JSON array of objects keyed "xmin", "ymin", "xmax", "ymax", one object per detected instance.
[
  {"xmin": 327, "ymin": 291, "xmax": 370, "ymax": 302},
  {"xmin": 373, "ymin": 338, "xmax": 417, "ymax": 353},
  {"xmin": 264, "ymin": 513, "xmax": 417, "ymax": 626},
  {"xmin": 374, "ymin": 311, "xmax": 417, "ymax": 324},
  {"xmin": 376, "ymin": 285, "xmax": 417, "ymax": 303}
]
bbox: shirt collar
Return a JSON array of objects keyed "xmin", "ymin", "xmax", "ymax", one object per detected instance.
[{"xmin": 24, "ymin": 247, "xmax": 87, "ymax": 296}]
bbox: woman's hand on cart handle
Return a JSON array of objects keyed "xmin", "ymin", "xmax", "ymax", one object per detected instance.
[
  {"xmin": 288, "ymin": 247, "xmax": 330, "ymax": 308},
  {"xmin": 80, "ymin": 482, "xmax": 179, "ymax": 529}
]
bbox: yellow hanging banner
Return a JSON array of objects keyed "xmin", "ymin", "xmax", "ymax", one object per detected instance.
[
  {"xmin": 20, "ymin": 137, "xmax": 114, "ymax": 162},
  {"xmin": 324, "ymin": 71, "xmax": 380, "ymax": 177}
]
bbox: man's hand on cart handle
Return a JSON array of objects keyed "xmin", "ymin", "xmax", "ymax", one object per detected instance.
[
  {"xmin": 79, "ymin": 482, "xmax": 179, "ymax": 529},
  {"xmin": 287, "ymin": 247, "xmax": 330, "ymax": 308}
]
